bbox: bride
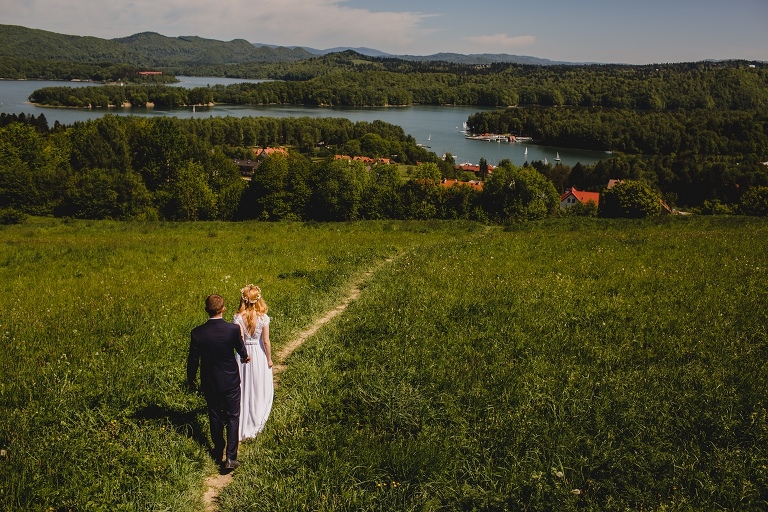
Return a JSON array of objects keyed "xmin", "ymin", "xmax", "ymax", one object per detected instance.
[{"xmin": 234, "ymin": 284, "xmax": 274, "ymax": 440}]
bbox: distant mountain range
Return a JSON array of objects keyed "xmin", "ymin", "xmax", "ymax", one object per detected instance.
[
  {"xmin": 255, "ymin": 43, "xmax": 570, "ymax": 65},
  {"xmin": 0, "ymin": 24, "xmax": 570, "ymax": 67}
]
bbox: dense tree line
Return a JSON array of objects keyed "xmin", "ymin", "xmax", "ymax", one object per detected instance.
[
  {"xmin": 0, "ymin": 114, "xmax": 568, "ymax": 223},
  {"xmin": 467, "ymin": 106, "xmax": 768, "ymax": 156},
  {"xmin": 0, "ymin": 57, "xmax": 175, "ymax": 83},
  {"xmin": 29, "ymin": 59, "xmax": 768, "ymax": 109},
  {"xmin": 2, "ymin": 113, "xmax": 766, "ymax": 223},
  {"xmin": 0, "ymin": 114, "xmax": 768, "ymax": 222},
  {"xmin": 175, "ymin": 52, "xmax": 768, "ymax": 109},
  {"xmin": 29, "ymin": 84, "xmax": 211, "ymax": 108},
  {"xmin": 467, "ymin": 106, "xmax": 768, "ymax": 208}
]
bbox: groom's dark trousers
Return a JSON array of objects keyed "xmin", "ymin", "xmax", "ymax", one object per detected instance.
[{"xmin": 187, "ymin": 317, "xmax": 248, "ymax": 462}]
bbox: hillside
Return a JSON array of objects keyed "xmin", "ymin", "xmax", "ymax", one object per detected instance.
[
  {"xmin": 260, "ymin": 43, "xmax": 569, "ymax": 65},
  {"xmin": 0, "ymin": 25, "xmax": 140, "ymax": 64},
  {"xmin": 112, "ymin": 31, "xmax": 313, "ymax": 65},
  {"xmin": 0, "ymin": 24, "xmax": 313, "ymax": 67},
  {"xmin": 1, "ymin": 24, "xmax": 566, "ymax": 69}
]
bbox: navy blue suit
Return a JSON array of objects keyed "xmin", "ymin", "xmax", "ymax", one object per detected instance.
[{"xmin": 187, "ymin": 317, "xmax": 248, "ymax": 462}]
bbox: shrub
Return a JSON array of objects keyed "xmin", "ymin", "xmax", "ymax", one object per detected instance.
[
  {"xmin": 562, "ymin": 199, "xmax": 599, "ymax": 217},
  {"xmin": 599, "ymin": 180, "xmax": 662, "ymax": 218},
  {"xmin": 739, "ymin": 186, "xmax": 768, "ymax": 216},
  {"xmin": 698, "ymin": 199, "xmax": 734, "ymax": 215},
  {"xmin": 0, "ymin": 207, "xmax": 26, "ymax": 224}
]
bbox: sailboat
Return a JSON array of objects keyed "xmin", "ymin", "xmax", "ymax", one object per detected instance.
[
  {"xmin": 427, "ymin": 134, "xmax": 431, "ymax": 141},
  {"xmin": 544, "ymin": 158, "xmax": 548, "ymax": 165},
  {"xmin": 555, "ymin": 152, "xmax": 561, "ymax": 162},
  {"xmin": 524, "ymin": 147, "xmax": 528, "ymax": 158}
]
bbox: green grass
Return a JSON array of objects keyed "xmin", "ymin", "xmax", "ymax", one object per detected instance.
[
  {"xmin": 0, "ymin": 217, "xmax": 479, "ymax": 511},
  {"xmin": 222, "ymin": 216, "xmax": 768, "ymax": 511},
  {"xmin": 1, "ymin": 216, "xmax": 766, "ymax": 510}
]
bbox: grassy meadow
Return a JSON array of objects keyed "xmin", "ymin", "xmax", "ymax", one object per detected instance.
[{"xmin": 1, "ymin": 217, "xmax": 767, "ymax": 510}]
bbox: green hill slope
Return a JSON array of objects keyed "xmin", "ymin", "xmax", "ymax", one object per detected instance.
[
  {"xmin": 0, "ymin": 24, "xmax": 140, "ymax": 63},
  {"xmin": 0, "ymin": 24, "xmax": 312, "ymax": 66}
]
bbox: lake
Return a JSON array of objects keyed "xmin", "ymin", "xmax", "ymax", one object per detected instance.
[{"xmin": 0, "ymin": 77, "xmax": 608, "ymax": 166}]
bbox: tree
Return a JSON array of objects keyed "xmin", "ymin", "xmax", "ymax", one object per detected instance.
[
  {"xmin": 56, "ymin": 168, "xmax": 120, "ymax": 219},
  {"xmin": 479, "ymin": 157, "xmax": 489, "ymax": 181},
  {"xmin": 598, "ymin": 179, "xmax": 662, "ymax": 218},
  {"xmin": 205, "ymin": 150, "xmax": 246, "ymax": 221},
  {"xmin": 169, "ymin": 161, "xmax": 217, "ymax": 220},
  {"xmin": 244, "ymin": 153, "xmax": 292, "ymax": 220},
  {"xmin": 739, "ymin": 186, "xmax": 768, "ymax": 216},
  {"xmin": 308, "ymin": 159, "xmax": 370, "ymax": 221},
  {"xmin": 130, "ymin": 117, "xmax": 188, "ymax": 190},
  {"xmin": 359, "ymin": 133, "xmax": 389, "ymax": 157},
  {"xmin": 69, "ymin": 116, "xmax": 131, "ymax": 172},
  {"xmin": 360, "ymin": 164, "xmax": 403, "ymax": 219},
  {"xmin": 413, "ymin": 162, "xmax": 441, "ymax": 184},
  {"xmin": 481, "ymin": 162, "xmax": 559, "ymax": 222}
]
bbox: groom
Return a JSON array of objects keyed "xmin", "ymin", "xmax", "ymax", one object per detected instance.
[{"xmin": 187, "ymin": 294, "xmax": 251, "ymax": 470}]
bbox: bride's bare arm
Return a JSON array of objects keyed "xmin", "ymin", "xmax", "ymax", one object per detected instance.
[{"xmin": 263, "ymin": 324, "xmax": 273, "ymax": 368}]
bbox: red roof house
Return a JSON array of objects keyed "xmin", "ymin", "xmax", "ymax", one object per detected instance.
[
  {"xmin": 440, "ymin": 178, "xmax": 483, "ymax": 191},
  {"xmin": 559, "ymin": 186, "xmax": 600, "ymax": 209}
]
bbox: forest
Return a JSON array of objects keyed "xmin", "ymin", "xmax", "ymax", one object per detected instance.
[
  {"xmin": 2, "ymin": 110, "xmax": 767, "ymax": 224},
  {"xmin": 27, "ymin": 57, "xmax": 768, "ymax": 110},
  {"xmin": 3, "ymin": 48, "xmax": 768, "ymax": 221},
  {"xmin": 0, "ymin": 114, "xmax": 483, "ymax": 223}
]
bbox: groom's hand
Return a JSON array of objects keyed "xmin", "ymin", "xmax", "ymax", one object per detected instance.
[{"xmin": 243, "ymin": 356, "xmax": 252, "ymax": 363}]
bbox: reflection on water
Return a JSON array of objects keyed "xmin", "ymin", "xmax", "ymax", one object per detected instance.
[{"xmin": 0, "ymin": 77, "xmax": 609, "ymax": 166}]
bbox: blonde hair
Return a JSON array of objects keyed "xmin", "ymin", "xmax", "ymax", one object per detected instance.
[{"xmin": 237, "ymin": 285, "xmax": 268, "ymax": 337}]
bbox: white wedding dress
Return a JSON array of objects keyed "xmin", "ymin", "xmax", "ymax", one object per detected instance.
[{"xmin": 234, "ymin": 313, "xmax": 273, "ymax": 440}]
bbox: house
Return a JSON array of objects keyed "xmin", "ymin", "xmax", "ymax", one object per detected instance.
[
  {"xmin": 560, "ymin": 186, "xmax": 600, "ymax": 209},
  {"xmin": 335, "ymin": 155, "xmax": 394, "ymax": 166},
  {"xmin": 253, "ymin": 147, "xmax": 288, "ymax": 159},
  {"xmin": 138, "ymin": 71, "xmax": 163, "ymax": 76},
  {"xmin": 234, "ymin": 147, "xmax": 289, "ymax": 177},
  {"xmin": 440, "ymin": 178, "xmax": 483, "ymax": 191},
  {"xmin": 233, "ymin": 159, "xmax": 259, "ymax": 177}
]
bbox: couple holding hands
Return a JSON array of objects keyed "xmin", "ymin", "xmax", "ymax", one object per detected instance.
[{"xmin": 186, "ymin": 285, "xmax": 273, "ymax": 471}]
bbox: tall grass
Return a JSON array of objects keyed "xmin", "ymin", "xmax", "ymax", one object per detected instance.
[
  {"xmin": 221, "ymin": 216, "xmax": 768, "ymax": 511},
  {"xmin": 2, "ymin": 217, "xmax": 766, "ymax": 510},
  {"xmin": 0, "ymin": 217, "xmax": 480, "ymax": 510}
]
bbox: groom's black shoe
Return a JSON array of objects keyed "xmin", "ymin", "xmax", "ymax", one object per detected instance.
[{"xmin": 223, "ymin": 459, "xmax": 240, "ymax": 470}]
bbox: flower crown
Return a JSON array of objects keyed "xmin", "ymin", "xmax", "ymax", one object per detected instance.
[{"xmin": 240, "ymin": 284, "xmax": 261, "ymax": 304}]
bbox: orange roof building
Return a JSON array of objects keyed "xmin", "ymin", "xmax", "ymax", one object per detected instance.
[
  {"xmin": 253, "ymin": 147, "xmax": 288, "ymax": 159},
  {"xmin": 560, "ymin": 186, "xmax": 600, "ymax": 209},
  {"xmin": 440, "ymin": 178, "xmax": 483, "ymax": 191}
]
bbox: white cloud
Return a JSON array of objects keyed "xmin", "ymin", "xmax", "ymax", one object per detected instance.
[{"xmin": 463, "ymin": 33, "xmax": 535, "ymax": 51}]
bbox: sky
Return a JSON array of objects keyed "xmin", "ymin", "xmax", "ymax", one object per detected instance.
[{"xmin": 3, "ymin": 0, "xmax": 767, "ymax": 64}]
